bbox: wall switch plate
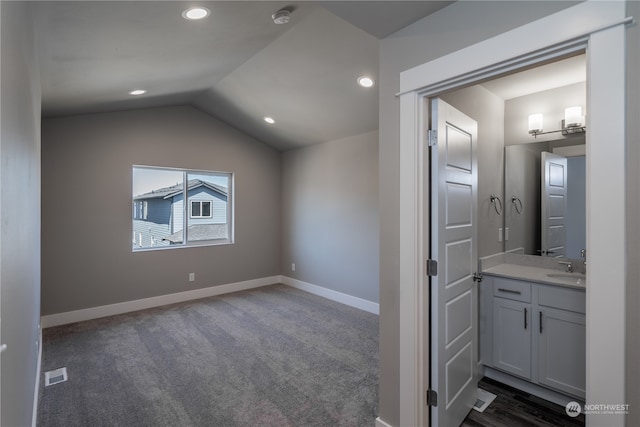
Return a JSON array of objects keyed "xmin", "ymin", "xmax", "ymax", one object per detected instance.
[
  {"xmin": 291, "ymin": 263, "xmax": 296, "ymax": 272},
  {"xmin": 498, "ymin": 228, "xmax": 503, "ymax": 242},
  {"xmin": 188, "ymin": 273, "xmax": 195, "ymax": 282},
  {"xmin": 505, "ymin": 227, "xmax": 509, "ymax": 241}
]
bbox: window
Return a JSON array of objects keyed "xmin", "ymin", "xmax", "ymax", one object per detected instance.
[
  {"xmin": 191, "ymin": 201, "xmax": 212, "ymax": 218},
  {"xmin": 132, "ymin": 166, "xmax": 233, "ymax": 251}
]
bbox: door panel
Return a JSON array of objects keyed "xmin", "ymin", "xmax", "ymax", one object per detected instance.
[
  {"xmin": 541, "ymin": 152, "xmax": 567, "ymax": 257},
  {"xmin": 430, "ymin": 98, "xmax": 478, "ymax": 426}
]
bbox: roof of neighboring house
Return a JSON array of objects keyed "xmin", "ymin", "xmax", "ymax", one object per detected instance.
[
  {"xmin": 134, "ymin": 179, "xmax": 227, "ymax": 201},
  {"xmin": 163, "ymin": 224, "xmax": 229, "ymax": 244}
]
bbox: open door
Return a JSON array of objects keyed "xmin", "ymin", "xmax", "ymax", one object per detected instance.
[
  {"xmin": 429, "ymin": 98, "xmax": 478, "ymax": 426},
  {"xmin": 541, "ymin": 152, "xmax": 567, "ymax": 258}
]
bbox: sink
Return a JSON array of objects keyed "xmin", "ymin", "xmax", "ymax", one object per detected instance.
[{"xmin": 547, "ymin": 272, "xmax": 586, "ymax": 285}]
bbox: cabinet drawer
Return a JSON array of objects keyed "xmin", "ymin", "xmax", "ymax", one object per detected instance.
[
  {"xmin": 493, "ymin": 278, "xmax": 531, "ymax": 302},
  {"xmin": 538, "ymin": 285, "xmax": 586, "ymax": 314}
]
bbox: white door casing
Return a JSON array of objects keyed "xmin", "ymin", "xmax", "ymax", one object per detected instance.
[
  {"xmin": 541, "ymin": 152, "xmax": 568, "ymax": 258},
  {"xmin": 397, "ymin": 3, "xmax": 628, "ymax": 426},
  {"xmin": 429, "ymin": 99, "xmax": 478, "ymax": 426}
]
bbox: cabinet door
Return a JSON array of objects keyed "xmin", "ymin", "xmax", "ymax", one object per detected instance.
[
  {"xmin": 493, "ymin": 298, "xmax": 531, "ymax": 379},
  {"xmin": 538, "ymin": 308, "xmax": 586, "ymax": 398}
]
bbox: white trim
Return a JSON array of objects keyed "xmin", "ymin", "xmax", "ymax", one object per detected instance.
[
  {"xmin": 280, "ymin": 276, "xmax": 379, "ymax": 315},
  {"xmin": 585, "ymin": 22, "xmax": 626, "ymax": 426},
  {"xmin": 397, "ymin": 2, "xmax": 628, "ymax": 427},
  {"xmin": 375, "ymin": 416, "xmax": 394, "ymax": 427},
  {"xmin": 399, "ymin": 3, "xmax": 630, "ymax": 95},
  {"xmin": 32, "ymin": 327, "xmax": 42, "ymax": 427},
  {"xmin": 40, "ymin": 276, "xmax": 279, "ymax": 328}
]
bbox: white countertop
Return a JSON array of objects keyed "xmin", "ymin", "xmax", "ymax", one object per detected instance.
[{"xmin": 482, "ymin": 263, "xmax": 586, "ymax": 290}]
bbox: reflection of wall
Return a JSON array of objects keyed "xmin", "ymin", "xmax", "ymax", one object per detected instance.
[
  {"xmin": 566, "ymin": 156, "xmax": 586, "ymax": 259},
  {"xmin": 505, "ymin": 143, "xmax": 545, "ymax": 254}
]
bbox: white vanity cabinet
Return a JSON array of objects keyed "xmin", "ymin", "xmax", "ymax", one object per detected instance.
[
  {"xmin": 537, "ymin": 285, "xmax": 586, "ymax": 398},
  {"xmin": 492, "ymin": 278, "xmax": 532, "ymax": 380},
  {"xmin": 483, "ymin": 274, "xmax": 586, "ymax": 400}
]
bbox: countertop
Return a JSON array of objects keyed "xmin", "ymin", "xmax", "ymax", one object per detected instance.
[{"xmin": 482, "ymin": 263, "xmax": 586, "ymax": 290}]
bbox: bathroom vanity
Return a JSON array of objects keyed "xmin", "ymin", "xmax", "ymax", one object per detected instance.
[{"xmin": 480, "ymin": 258, "xmax": 586, "ymax": 402}]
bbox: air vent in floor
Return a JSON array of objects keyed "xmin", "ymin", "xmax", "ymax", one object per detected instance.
[{"xmin": 45, "ymin": 367, "xmax": 68, "ymax": 386}]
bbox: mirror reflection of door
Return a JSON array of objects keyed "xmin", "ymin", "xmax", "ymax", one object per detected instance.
[
  {"xmin": 541, "ymin": 152, "xmax": 567, "ymax": 257},
  {"xmin": 504, "ymin": 141, "xmax": 586, "ymax": 259}
]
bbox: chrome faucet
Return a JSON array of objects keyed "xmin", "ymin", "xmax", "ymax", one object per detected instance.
[{"xmin": 558, "ymin": 260, "xmax": 573, "ymax": 273}]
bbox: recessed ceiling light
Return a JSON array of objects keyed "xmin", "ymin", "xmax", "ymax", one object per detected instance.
[
  {"xmin": 129, "ymin": 89, "xmax": 147, "ymax": 96},
  {"xmin": 182, "ymin": 7, "xmax": 210, "ymax": 20},
  {"xmin": 264, "ymin": 117, "xmax": 275, "ymax": 124},
  {"xmin": 357, "ymin": 76, "xmax": 375, "ymax": 88}
]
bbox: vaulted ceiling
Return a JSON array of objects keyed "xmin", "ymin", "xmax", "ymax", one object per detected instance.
[{"xmin": 33, "ymin": 1, "xmax": 452, "ymax": 151}]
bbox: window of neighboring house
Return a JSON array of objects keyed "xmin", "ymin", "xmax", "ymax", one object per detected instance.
[
  {"xmin": 191, "ymin": 201, "xmax": 212, "ymax": 218},
  {"xmin": 132, "ymin": 165, "xmax": 233, "ymax": 251}
]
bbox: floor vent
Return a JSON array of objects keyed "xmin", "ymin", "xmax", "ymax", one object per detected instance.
[
  {"xmin": 45, "ymin": 367, "xmax": 68, "ymax": 386},
  {"xmin": 473, "ymin": 388, "xmax": 497, "ymax": 413}
]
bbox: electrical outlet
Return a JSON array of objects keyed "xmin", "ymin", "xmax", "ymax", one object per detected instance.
[
  {"xmin": 188, "ymin": 273, "xmax": 195, "ymax": 282},
  {"xmin": 291, "ymin": 263, "xmax": 296, "ymax": 272}
]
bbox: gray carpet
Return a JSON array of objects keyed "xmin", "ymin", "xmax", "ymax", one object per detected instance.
[{"xmin": 37, "ymin": 284, "xmax": 379, "ymax": 427}]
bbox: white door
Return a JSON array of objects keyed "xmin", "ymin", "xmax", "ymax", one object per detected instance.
[
  {"xmin": 541, "ymin": 152, "xmax": 567, "ymax": 257},
  {"xmin": 430, "ymin": 98, "xmax": 478, "ymax": 426}
]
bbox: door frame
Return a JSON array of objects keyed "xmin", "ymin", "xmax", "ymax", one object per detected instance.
[{"xmin": 397, "ymin": 2, "xmax": 630, "ymax": 426}]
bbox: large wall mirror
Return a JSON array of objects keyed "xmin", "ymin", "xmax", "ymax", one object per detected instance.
[{"xmin": 504, "ymin": 137, "xmax": 585, "ymax": 259}]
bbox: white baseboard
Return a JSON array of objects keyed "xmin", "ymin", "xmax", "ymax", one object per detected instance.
[
  {"xmin": 41, "ymin": 276, "xmax": 280, "ymax": 328},
  {"xmin": 375, "ymin": 416, "xmax": 394, "ymax": 427},
  {"xmin": 32, "ymin": 326, "xmax": 42, "ymax": 427},
  {"xmin": 279, "ymin": 276, "xmax": 379, "ymax": 315}
]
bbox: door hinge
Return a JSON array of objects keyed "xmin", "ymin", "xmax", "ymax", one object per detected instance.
[
  {"xmin": 473, "ymin": 272, "xmax": 483, "ymax": 283},
  {"xmin": 426, "ymin": 259, "xmax": 438, "ymax": 276},
  {"xmin": 426, "ymin": 389, "xmax": 438, "ymax": 407},
  {"xmin": 427, "ymin": 129, "xmax": 437, "ymax": 147}
]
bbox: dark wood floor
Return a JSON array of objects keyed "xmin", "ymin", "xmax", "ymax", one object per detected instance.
[{"xmin": 462, "ymin": 377, "xmax": 585, "ymax": 427}]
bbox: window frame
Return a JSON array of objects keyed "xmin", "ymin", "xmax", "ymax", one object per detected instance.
[{"xmin": 132, "ymin": 165, "xmax": 234, "ymax": 252}]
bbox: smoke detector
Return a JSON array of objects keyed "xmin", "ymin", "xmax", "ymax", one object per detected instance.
[{"xmin": 272, "ymin": 9, "xmax": 291, "ymax": 25}]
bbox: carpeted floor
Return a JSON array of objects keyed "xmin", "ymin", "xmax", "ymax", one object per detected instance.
[{"xmin": 37, "ymin": 284, "xmax": 379, "ymax": 427}]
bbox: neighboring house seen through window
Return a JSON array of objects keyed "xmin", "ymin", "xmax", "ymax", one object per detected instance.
[{"xmin": 132, "ymin": 166, "xmax": 233, "ymax": 251}]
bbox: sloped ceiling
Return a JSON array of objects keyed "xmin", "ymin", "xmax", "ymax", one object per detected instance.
[{"xmin": 34, "ymin": 1, "xmax": 452, "ymax": 151}]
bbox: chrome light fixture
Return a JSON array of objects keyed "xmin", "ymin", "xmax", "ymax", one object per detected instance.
[{"xmin": 528, "ymin": 106, "xmax": 586, "ymax": 138}]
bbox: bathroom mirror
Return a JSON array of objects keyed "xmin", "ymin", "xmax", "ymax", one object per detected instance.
[{"xmin": 504, "ymin": 137, "xmax": 586, "ymax": 259}]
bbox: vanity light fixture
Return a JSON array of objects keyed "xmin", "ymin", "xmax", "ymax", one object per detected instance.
[
  {"xmin": 264, "ymin": 116, "xmax": 275, "ymax": 125},
  {"xmin": 528, "ymin": 113, "xmax": 543, "ymax": 135},
  {"xmin": 357, "ymin": 76, "xmax": 375, "ymax": 88},
  {"xmin": 528, "ymin": 107, "xmax": 586, "ymax": 138},
  {"xmin": 182, "ymin": 7, "xmax": 210, "ymax": 20},
  {"xmin": 129, "ymin": 89, "xmax": 147, "ymax": 96}
]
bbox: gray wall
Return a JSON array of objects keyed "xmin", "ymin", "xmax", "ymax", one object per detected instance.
[
  {"xmin": 0, "ymin": 2, "xmax": 42, "ymax": 426},
  {"xmin": 626, "ymin": 0, "xmax": 640, "ymax": 424},
  {"xmin": 41, "ymin": 106, "xmax": 281, "ymax": 315},
  {"xmin": 378, "ymin": 2, "xmax": 579, "ymax": 425},
  {"xmin": 441, "ymin": 86, "xmax": 505, "ymax": 259},
  {"xmin": 281, "ymin": 131, "xmax": 379, "ymax": 303}
]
